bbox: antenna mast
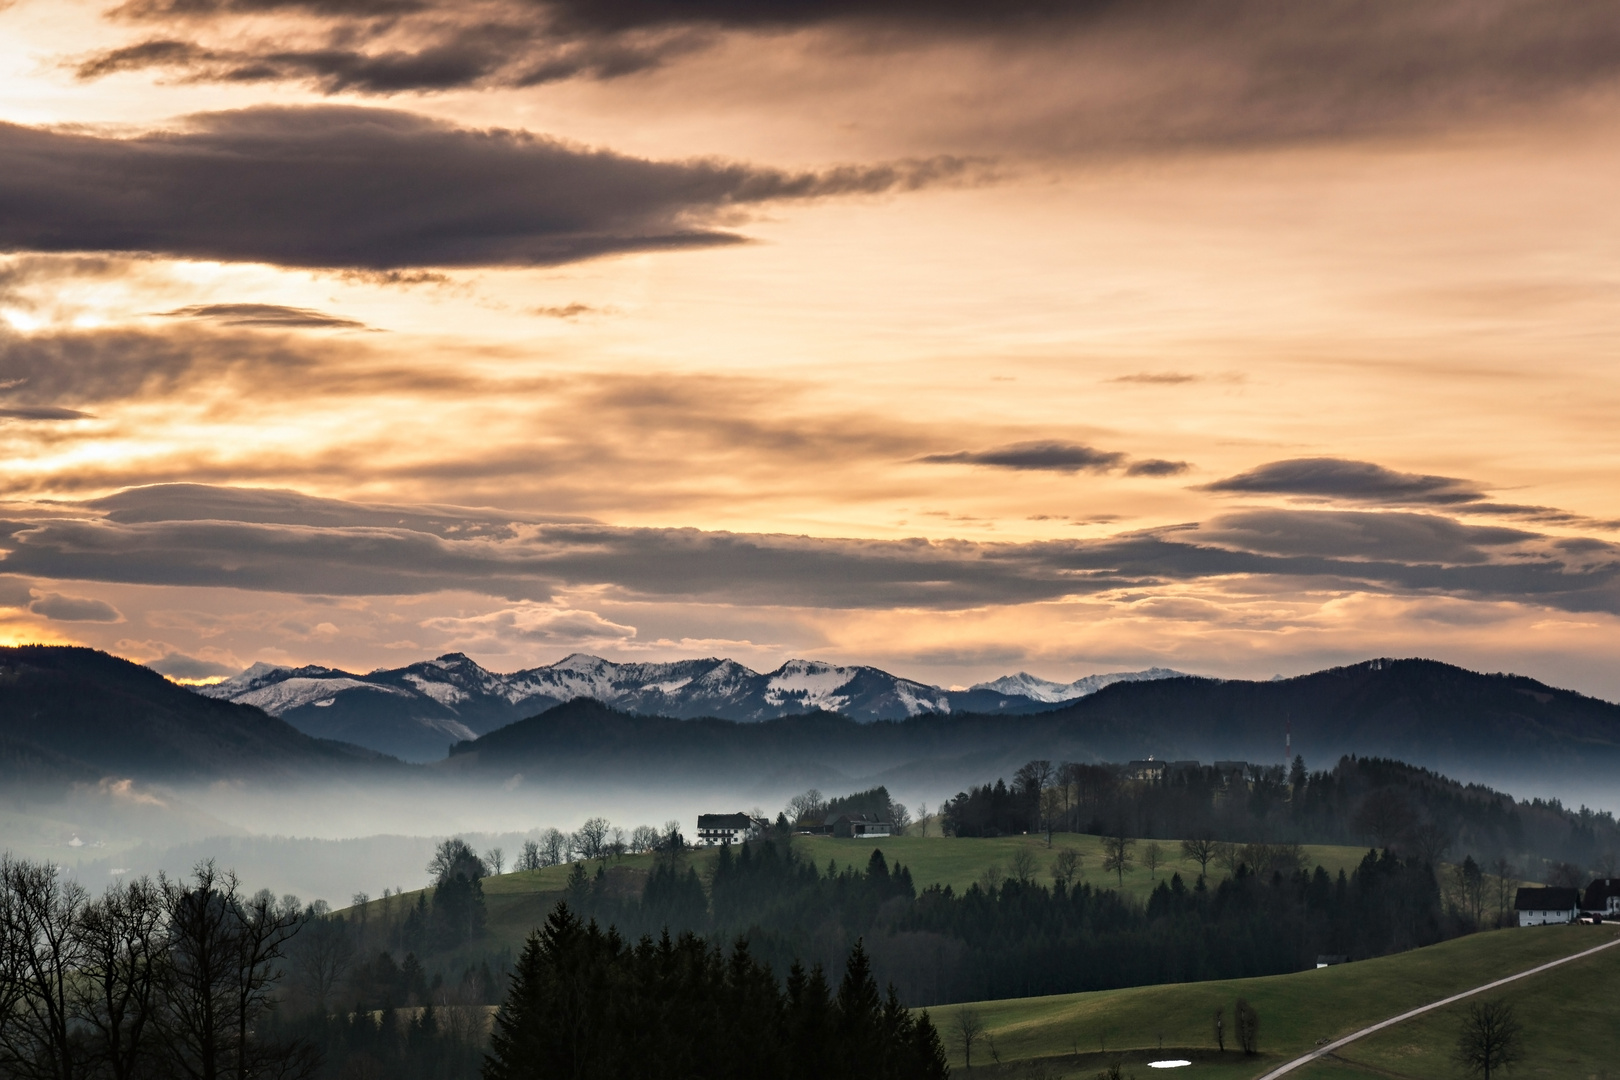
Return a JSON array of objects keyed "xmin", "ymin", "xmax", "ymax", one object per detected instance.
[{"xmin": 1285, "ymin": 714, "xmax": 1292, "ymax": 767}]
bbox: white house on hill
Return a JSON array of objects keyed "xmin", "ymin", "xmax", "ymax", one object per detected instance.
[
  {"xmin": 1515, "ymin": 886, "xmax": 1580, "ymax": 926},
  {"xmin": 696, "ymin": 813, "xmax": 767, "ymax": 846}
]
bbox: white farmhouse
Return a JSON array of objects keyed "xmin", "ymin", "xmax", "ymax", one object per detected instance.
[{"xmin": 1515, "ymin": 886, "xmax": 1580, "ymax": 926}]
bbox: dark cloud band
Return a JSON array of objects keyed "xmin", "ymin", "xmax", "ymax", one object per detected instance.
[
  {"xmin": 920, "ymin": 441, "xmax": 1125, "ymax": 473},
  {"xmin": 75, "ymin": 0, "xmax": 1620, "ymax": 156},
  {"xmin": 3, "ymin": 485, "xmax": 1617, "ymax": 616},
  {"xmin": 0, "ymin": 107, "xmax": 968, "ymax": 269}
]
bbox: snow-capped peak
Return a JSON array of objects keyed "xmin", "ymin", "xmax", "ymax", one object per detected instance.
[{"xmin": 971, "ymin": 666, "xmax": 1188, "ymax": 703}]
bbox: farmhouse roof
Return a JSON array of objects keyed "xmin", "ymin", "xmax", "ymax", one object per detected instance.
[
  {"xmin": 1584, "ymin": 878, "xmax": 1620, "ymax": 908},
  {"xmin": 1514, "ymin": 886, "xmax": 1580, "ymax": 911},
  {"xmin": 697, "ymin": 813, "xmax": 755, "ymax": 829}
]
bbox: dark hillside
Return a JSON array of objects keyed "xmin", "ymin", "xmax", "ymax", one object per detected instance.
[
  {"xmin": 1045, "ymin": 658, "xmax": 1620, "ymax": 783},
  {"xmin": 0, "ymin": 645, "xmax": 394, "ymax": 783}
]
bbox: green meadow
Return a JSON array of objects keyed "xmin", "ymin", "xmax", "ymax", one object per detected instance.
[{"xmin": 922, "ymin": 924, "xmax": 1619, "ymax": 1079}]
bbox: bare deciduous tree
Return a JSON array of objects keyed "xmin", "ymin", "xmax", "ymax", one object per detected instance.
[
  {"xmin": 629, "ymin": 825, "xmax": 660, "ymax": 854},
  {"xmin": 574, "ymin": 818, "xmax": 611, "ymax": 861},
  {"xmin": 1180, "ymin": 835, "xmax": 1218, "ymax": 878},
  {"xmin": 1454, "ymin": 999, "xmax": 1522, "ymax": 1080},
  {"xmin": 427, "ymin": 839, "xmax": 485, "ymax": 884},
  {"xmin": 1490, "ymin": 858, "xmax": 1518, "ymax": 927},
  {"xmin": 1050, "ymin": 847, "xmax": 1082, "ymax": 890},
  {"xmin": 1039, "ymin": 787, "xmax": 1064, "ymax": 846},
  {"xmin": 1102, "ymin": 829, "xmax": 1135, "ymax": 885},
  {"xmin": 160, "ymin": 861, "xmax": 310, "ymax": 1080},
  {"xmin": 292, "ymin": 914, "xmax": 354, "ymax": 1016},
  {"xmin": 483, "ymin": 848, "xmax": 505, "ymax": 876},
  {"xmin": 1143, "ymin": 841, "xmax": 1164, "ymax": 879},
  {"xmin": 1234, "ymin": 997, "xmax": 1259, "ymax": 1055},
  {"xmin": 916, "ymin": 803, "xmax": 930, "ymax": 838},
  {"xmin": 785, "ymin": 790, "xmax": 827, "ymax": 825},
  {"xmin": 0, "ymin": 855, "xmax": 88, "ymax": 1080},
  {"xmin": 1008, "ymin": 848, "xmax": 1037, "ymax": 886},
  {"xmin": 890, "ymin": 802, "xmax": 912, "ymax": 834},
  {"xmin": 75, "ymin": 876, "xmax": 166, "ymax": 1080},
  {"xmin": 955, "ymin": 1007, "xmax": 983, "ymax": 1070},
  {"xmin": 1406, "ymin": 820, "xmax": 1455, "ymax": 868},
  {"xmin": 540, "ymin": 829, "xmax": 567, "ymax": 866}
]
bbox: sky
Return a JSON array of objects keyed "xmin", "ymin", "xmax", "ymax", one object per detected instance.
[{"xmin": 2, "ymin": 0, "xmax": 1619, "ymax": 697}]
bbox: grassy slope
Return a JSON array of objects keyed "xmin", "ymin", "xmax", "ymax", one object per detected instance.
[
  {"xmin": 924, "ymin": 925, "xmax": 1619, "ymax": 1079},
  {"xmin": 1287, "ymin": 929, "xmax": 1620, "ymax": 1080}
]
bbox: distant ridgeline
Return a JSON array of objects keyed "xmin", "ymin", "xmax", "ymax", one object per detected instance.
[{"xmin": 444, "ymin": 657, "xmax": 1620, "ymax": 794}]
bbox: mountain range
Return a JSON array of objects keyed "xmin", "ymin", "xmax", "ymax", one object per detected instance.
[
  {"xmin": 197, "ymin": 653, "xmax": 1187, "ymax": 761},
  {"xmin": 442, "ymin": 658, "xmax": 1620, "ymax": 796},
  {"xmin": 6, "ymin": 645, "xmax": 1617, "ymax": 805}
]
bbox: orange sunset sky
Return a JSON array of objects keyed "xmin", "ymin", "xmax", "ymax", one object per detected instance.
[{"xmin": 2, "ymin": 0, "xmax": 1619, "ymax": 695}]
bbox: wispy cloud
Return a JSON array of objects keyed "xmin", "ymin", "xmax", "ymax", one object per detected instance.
[{"xmin": 158, "ymin": 303, "xmax": 369, "ymax": 329}]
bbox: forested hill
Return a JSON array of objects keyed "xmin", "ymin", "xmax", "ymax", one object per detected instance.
[
  {"xmin": 446, "ymin": 659, "xmax": 1620, "ymax": 793},
  {"xmin": 1042, "ymin": 658, "xmax": 1620, "ymax": 785},
  {"xmin": 0, "ymin": 646, "xmax": 397, "ymax": 784}
]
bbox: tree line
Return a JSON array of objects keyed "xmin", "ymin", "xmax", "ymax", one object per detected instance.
[
  {"xmin": 486, "ymin": 904, "xmax": 947, "ymax": 1080},
  {"xmin": 0, "ymin": 856, "xmax": 314, "ymax": 1080}
]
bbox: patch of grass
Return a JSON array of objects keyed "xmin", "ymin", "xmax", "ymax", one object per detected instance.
[{"xmin": 922, "ymin": 925, "xmax": 1618, "ymax": 1078}]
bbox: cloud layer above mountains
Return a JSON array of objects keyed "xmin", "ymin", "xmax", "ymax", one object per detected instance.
[{"xmin": 4, "ymin": 483, "xmax": 1616, "ymax": 615}]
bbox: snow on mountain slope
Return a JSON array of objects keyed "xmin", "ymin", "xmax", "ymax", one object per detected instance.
[
  {"xmin": 192, "ymin": 651, "xmax": 1182, "ymax": 759},
  {"xmin": 972, "ymin": 667, "xmax": 1187, "ymax": 703},
  {"xmin": 765, "ymin": 659, "xmax": 860, "ymax": 711},
  {"xmin": 230, "ymin": 677, "xmax": 412, "ymax": 714}
]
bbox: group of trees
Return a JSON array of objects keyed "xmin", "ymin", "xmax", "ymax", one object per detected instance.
[
  {"xmin": 0, "ymin": 856, "xmax": 313, "ymax": 1080},
  {"xmin": 786, "ymin": 789, "xmax": 914, "ymax": 833},
  {"xmin": 940, "ymin": 755, "xmax": 1620, "ymax": 889},
  {"xmin": 511, "ymin": 820, "xmax": 684, "ymax": 873},
  {"xmin": 486, "ymin": 903, "xmax": 947, "ymax": 1080}
]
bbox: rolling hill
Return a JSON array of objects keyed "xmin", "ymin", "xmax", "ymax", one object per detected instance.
[{"xmin": 0, "ymin": 645, "xmax": 396, "ymax": 785}]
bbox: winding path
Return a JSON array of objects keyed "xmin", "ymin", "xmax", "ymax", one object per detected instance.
[{"xmin": 1254, "ymin": 931, "xmax": 1620, "ymax": 1079}]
